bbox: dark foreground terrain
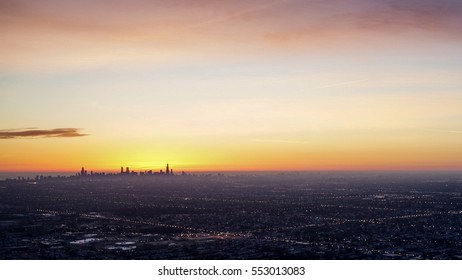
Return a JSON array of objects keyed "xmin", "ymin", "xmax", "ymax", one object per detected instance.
[{"xmin": 1, "ymin": 171, "xmax": 461, "ymax": 259}]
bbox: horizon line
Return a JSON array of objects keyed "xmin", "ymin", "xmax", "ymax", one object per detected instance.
[{"xmin": 1, "ymin": 168, "xmax": 461, "ymax": 174}]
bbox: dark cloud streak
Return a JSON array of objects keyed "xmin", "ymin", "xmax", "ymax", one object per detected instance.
[{"xmin": 0, "ymin": 128, "xmax": 88, "ymax": 139}]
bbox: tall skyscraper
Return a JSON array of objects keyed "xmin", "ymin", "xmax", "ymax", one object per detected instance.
[
  {"xmin": 166, "ymin": 164, "xmax": 170, "ymax": 175},
  {"xmin": 81, "ymin": 167, "xmax": 85, "ymax": 176},
  {"xmin": 121, "ymin": 167, "xmax": 123, "ymax": 174}
]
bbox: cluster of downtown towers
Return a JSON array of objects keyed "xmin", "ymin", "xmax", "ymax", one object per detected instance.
[{"xmin": 79, "ymin": 164, "xmax": 174, "ymax": 177}]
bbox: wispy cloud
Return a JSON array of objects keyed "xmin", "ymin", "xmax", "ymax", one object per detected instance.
[
  {"xmin": 320, "ymin": 79, "xmax": 368, "ymax": 88},
  {"xmin": 0, "ymin": 128, "xmax": 88, "ymax": 139},
  {"xmin": 184, "ymin": 0, "xmax": 290, "ymax": 30},
  {"xmin": 438, "ymin": 130, "xmax": 462, "ymax": 134},
  {"xmin": 423, "ymin": 129, "xmax": 462, "ymax": 134},
  {"xmin": 2, "ymin": 0, "xmax": 462, "ymax": 71},
  {"xmin": 251, "ymin": 138, "xmax": 310, "ymax": 145},
  {"xmin": 265, "ymin": 0, "xmax": 462, "ymax": 49}
]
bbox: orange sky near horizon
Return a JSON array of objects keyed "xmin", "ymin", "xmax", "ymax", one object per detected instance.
[{"xmin": 1, "ymin": 0, "xmax": 462, "ymax": 172}]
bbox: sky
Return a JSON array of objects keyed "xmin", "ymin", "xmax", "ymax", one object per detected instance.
[{"xmin": 1, "ymin": 0, "xmax": 462, "ymax": 172}]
